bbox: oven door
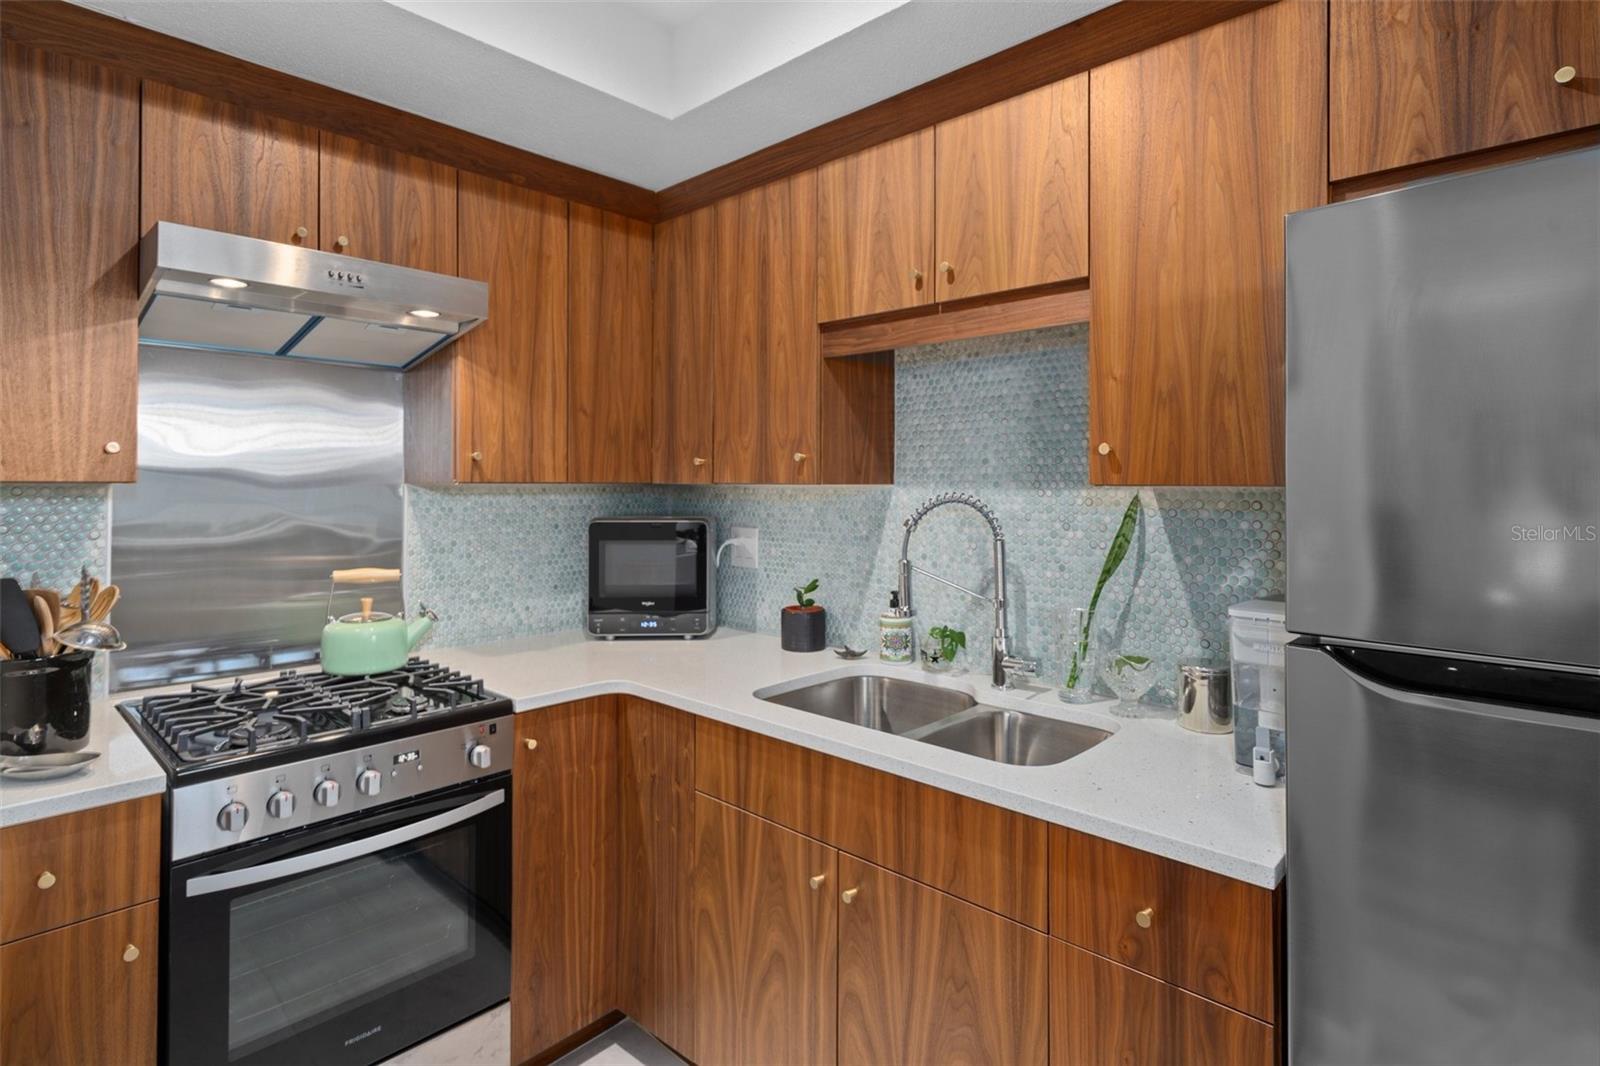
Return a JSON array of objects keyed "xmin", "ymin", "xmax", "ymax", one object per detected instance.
[
  {"xmin": 164, "ymin": 776, "xmax": 510, "ymax": 1066},
  {"xmin": 588, "ymin": 518, "xmax": 710, "ymax": 615}
]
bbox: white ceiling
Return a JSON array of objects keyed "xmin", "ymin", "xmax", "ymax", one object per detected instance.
[{"xmin": 71, "ymin": 0, "xmax": 1116, "ymax": 190}]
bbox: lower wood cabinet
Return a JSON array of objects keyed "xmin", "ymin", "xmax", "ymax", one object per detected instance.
[
  {"xmin": 0, "ymin": 900, "xmax": 159, "ymax": 1066},
  {"xmin": 837, "ymin": 855, "xmax": 1049, "ymax": 1066},
  {"xmin": 1052, "ymin": 938, "xmax": 1274, "ymax": 1066},
  {"xmin": 692, "ymin": 795, "xmax": 838, "ymax": 1066}
]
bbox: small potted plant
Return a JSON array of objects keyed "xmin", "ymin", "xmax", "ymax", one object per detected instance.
[
  {"xmin": 781, "ymin": 578, "xmax": 827, "ymax": 652},
  {"xmin": 922, "ymin": 625, "xmax": 966, "ymax": 672}
]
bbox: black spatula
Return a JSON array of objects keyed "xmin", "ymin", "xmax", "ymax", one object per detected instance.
[{"xmin": 0, "ymin": 578, "xmax": 42, "ymax": 657}]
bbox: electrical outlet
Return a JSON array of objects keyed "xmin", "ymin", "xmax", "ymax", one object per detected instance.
[{"xmin": 729, "ymin": 526, "xmax": 759, "ymax": 568}]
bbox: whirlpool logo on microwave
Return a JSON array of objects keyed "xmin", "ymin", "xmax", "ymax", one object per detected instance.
[{"xmin": 345, "ymin": 1025, "xmax": 383, "ymax": 1047}]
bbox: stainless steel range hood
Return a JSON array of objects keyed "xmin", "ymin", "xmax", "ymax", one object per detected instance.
[{"xmin": 137, "ymin": 222, "xmax": 488, "ymax": 370}]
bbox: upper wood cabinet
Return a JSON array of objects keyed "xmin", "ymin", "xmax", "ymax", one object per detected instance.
[
  {"xmin": 568, "ymin": 204, "xmax": 653, "ymax": 483},
  {"xmin": 318, "ymin": 131, "xmax": 456, "ymax": 273},
  {"xmin": 714, "ymin": 173, "xmax": 820, "ymax": 484},
  {"xmin": 1089, "ymin": 0, "xmax": 1325, "ymax": 486},
  {"xmin": 141, "ymin": 81, "xmax": 318, "ymax": 246},
  {"xmin": 934, "ymin": 74, "xmax": 1089, "ymax": 301},
  {"xmin": 1330, "ymin": 0, "xmax": 1600, "ymax": 181},
  {"xmin": 837, "ymin": 855, "xmax": 1049, "ymax": 1066},
  {"xmin": 816, "ymin": 130, "xmax": 935, "ymax": 322},
  {"xmin": 652, "ymin": 206, "xmax": 717, "ymax": 484},
  {"xmin": 512, "ymin": 698, "xmax": 620, "ymax": 1063},
  {"xmin": 692, "ymin": 795, "xmax": 838, "ymax": 1066},
  {"xmin": 405, "ymin": 173, "xmax": 567, "ymax": 485},
  {"xmin": 0, "ymin": 41, "xmax": 139, "ymax": 483}
]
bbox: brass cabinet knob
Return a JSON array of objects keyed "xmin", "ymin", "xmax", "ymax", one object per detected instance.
[
  {"xmin": 809, "ymin": 874, "xmax": 826, "ymax": 890},
  {"xmin": 1554, "ymin": 65, "xmax": 1577, "ymax": 84},
  {"xmin": 523, "ymin": 738, "xmax": 537, "ymax": 751},
  {"xmin": 123, "ymin": 943, "xmax": 140, "ymax": 963},
  {"xmin": 692, "ymin": 457, "xmax": 708, "ymax": 466},
  {"xmin": 910, "ymin": 267, "xmax": 924, "ymax": 284},
  {"xmin": 1097, "ymin": 442, "xmax": 1112, "ymax": 456},
  {"xmin": 793, "ymin": 452, "xmax": 807, "ymax": 463},
  {"xmin": 103, "ymin": 441, "xmax": 121, "ymax": 455},
  {"xmin": 294, "ymin": 226, "xmax": 309, "ymax": 240},
  {"xmin": 1135, "ymin": 906, "xmax": 1154, "ymax": 929},
  {"xmin": 470, "ymin": 451, "xmax": 483, "ymax": 462},
  {"xmin": 840, "ymin": 887, "xmax": 859, "ymax": 904},
  {"xmin": 335, "ymin": 235, "xmax": 350, "ymax": 248},
  {"xmin": 940, "ymin": 261, "xmax": 954, "ymax": 278},
  {"xmin": 36, "ymin": 870, "xmax": 56, "ymax": 890}
]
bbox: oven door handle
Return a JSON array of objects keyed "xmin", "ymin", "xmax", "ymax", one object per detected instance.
[{"xmin": 185, "ymin": 789, "xmax": 505, "ymax": 898}]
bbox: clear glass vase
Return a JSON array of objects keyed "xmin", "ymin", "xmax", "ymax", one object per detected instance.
[
  {"xmin": 1097, "ymin": 622, "xmax": 1157, "ymax": 715},
  {"xmin": 1058, "ymin": 607, "xmax": 1099, "ymax": 703}
]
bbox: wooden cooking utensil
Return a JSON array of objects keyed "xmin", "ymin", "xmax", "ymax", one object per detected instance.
[
  {"xmin": 29, "ymin": 593, "xmax": 56, "ymax": 656},
  {"xmin": 25, "ymin": 588, "xmax": 61, "ymax": 632},
  {"xmin": 89, "ymin": 585, "xmax": 120, "ymax": 623}
]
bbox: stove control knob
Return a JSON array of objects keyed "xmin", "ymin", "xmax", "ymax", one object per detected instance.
[
  {"xmin": 467, "ymin": 743, "xmax": 492, "ymax": 770},
  {"xmin": 356, "ymin": 768, "xmax": 382, "ymax": 797},
  {"xmin": 216, "ymin": 801, "xmax": 248, "ymax": 833},
  {"xmin": 313, "ymin": 779, "xmax": 341, "ymax": 807},
  {"xmin": 266, "ymin": 789, "xmax": 295, "ymax": 819}
]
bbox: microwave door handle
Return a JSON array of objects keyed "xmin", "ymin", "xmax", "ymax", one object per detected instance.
[{"xmin": 185, "ymin": 789, "xmax": 505, "ymax": 898}]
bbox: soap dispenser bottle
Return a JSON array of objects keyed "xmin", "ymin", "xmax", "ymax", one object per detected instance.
[{"xmin": 879, "ymin": 590, "xmax": 913, "ymax": 663}]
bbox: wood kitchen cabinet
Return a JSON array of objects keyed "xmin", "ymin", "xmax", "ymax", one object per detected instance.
[
  {"xmin": 651, "ymin": 205, "xmax": 717, "ymax": 484},
  {"xmin": 405, "ymin": 173, "xmax": 568, "ymax": 484},
  {"xmin": 714, "ymin": 173, "xmax": 820, "ymax": 484},
  {"xmin": 1330, "ymin": 0, "xmax": 1600, "ymax": 182},
  {"xmin": 140, "ymin": 81, "xmax": 318, "ymax": 246},
  {"xmin": 0, "ymin": 41, "xmax": 139, "ymax": 483},
  {"xmin": 568, "ymin": 203, "xmax": 653, "ymax": 483},
  {"xmin": 0, "ymin": 900, "xmax": 159, "ymax": 1066},
  {"xmin": 837, "ymin": 855, "xmax": 1049, "ymax": 1066},
  {"xmin": 815, "ymin": 130, "xmax": 934, "ymax": 322},
  {"xmin": 934, "ymin": 74, "xmax": 1088, "ymax": 302},
  {"xmin": 318, "ymin": 131, "xmax": 456, "ymax": 273},
  {"xmin": 692, "ymin": 795, "xmax": 838, "ymax": 1066},
  {"xmin": 1088, "ymin": 0, "xmax": 1325, "ymax": 485},
  {"xmin": 511, "ymin": 698, "xmax": 620, "ymax": 1063}
]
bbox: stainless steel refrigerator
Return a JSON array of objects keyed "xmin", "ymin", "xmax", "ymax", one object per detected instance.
[{"xmin": 1285, "ymin": 147, "xmax": 1600, "ymax": 1065}]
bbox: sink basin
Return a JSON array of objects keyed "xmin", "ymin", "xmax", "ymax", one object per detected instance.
[
  {"xmin": 761, "ymin": 675, "xmax": 974, "ymax": 733},
  {"xmin": 917, "ymin": 708, "xmax": 1110, "ymax": 766}
]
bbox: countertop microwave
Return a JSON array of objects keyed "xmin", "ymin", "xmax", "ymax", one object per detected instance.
[{"xmin": 588, "ymin": 517, "xmax": 716, "ymax": 639}]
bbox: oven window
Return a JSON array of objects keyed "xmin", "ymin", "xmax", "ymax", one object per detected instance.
[
  {"xmin": 599, "ymin": 538, "xmax": 699, "ymax": 601},
  {"xmin": 227, "ymin": 827, "xmax": 478, "ymax": 1059}
]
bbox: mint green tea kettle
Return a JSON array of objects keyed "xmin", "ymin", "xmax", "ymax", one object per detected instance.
[{"xmin": 320, "ymin": 568, "xmax": 438, "ymax": 676}]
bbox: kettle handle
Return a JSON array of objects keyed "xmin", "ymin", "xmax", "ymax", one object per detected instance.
[{"xmin": 327, "ymin": 568, "xmax": 402, "ymax": 622}]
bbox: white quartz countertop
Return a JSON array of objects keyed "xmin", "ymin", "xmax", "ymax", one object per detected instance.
[
  {"xmin": 433, "ymin": 629, "xmax": 1287, "ymax": 887},
  {"xmin": 1, "ymin": 629, "xmax": 1287, "ymax": 888},
  {"xmin": 0, "ymin": 696, "xmax": 166, "ymax": 828}
]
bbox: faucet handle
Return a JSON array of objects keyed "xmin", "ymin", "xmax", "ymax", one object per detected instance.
[{"xmin": 1000, "ymin": 656, "xmax": 1040, "ymax": 688}]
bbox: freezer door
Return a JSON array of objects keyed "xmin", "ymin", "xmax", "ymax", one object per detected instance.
[
  {"xmin": 1285, "ymin": 148, "xmax": 1600, "ymax": 667},
  {"xmin": 1287, "ymin": 642, "xmax": 1600, "ymax": 1066}
]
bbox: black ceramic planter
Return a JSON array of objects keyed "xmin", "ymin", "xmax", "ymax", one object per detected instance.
[{"xmin": 780, "ymin": 607, "xmax": 827, "ymax": 652}]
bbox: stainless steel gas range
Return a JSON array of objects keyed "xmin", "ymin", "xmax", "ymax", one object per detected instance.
[{"xmin": 118, "ymin": 660, "xmax": 514, "ymax": 1066}]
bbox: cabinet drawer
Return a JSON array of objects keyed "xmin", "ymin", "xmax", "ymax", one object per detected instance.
[
  {"xmin": 0, "ymin": 900, "xmax": 160, "ymax": 1066},
  {"xmin": 694, "ymin": 719, "xmax": 1047, "ymax": 927},
  {"xmin": 1050, "ymin": 826, "xmax": 1276, "ymax": 1021},
  {"xmin": 0, "ymin": 796, "xmax": 161, "ymax": 943},
  {"xmin": 1051, "ymin": 938, "xmax": 1274, "ymax": 1066}
]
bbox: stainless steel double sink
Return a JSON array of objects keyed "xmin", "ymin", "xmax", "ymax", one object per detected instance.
[{"xmin": 757, "ymin": 674, "xmax": 1110, "ymax": 767}]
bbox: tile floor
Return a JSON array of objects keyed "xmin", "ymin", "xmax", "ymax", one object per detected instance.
[{"xmin": 380, "ymin": 1007, "xmax": 683, "ymax": 1066}]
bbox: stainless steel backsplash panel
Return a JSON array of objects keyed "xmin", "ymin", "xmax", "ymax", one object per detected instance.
[{"xmin": 111, "ymin": 348, "xmax": 403, "ymax": 690}]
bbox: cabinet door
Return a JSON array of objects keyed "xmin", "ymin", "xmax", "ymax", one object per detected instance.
[
  {"xmin": 0, "ymin": 901, "xmax": 159, "ymax": 1066},
  {"xmin": 1052, "ymin": 939, "xmax": 1274, "ymax": 1066},
  {"xmin": 652, "ymin": 206, "xmax": 717, "ymax": 483},
  {"xmin": 512, "ymin": 699, "xmax": 619, "ymax": 1062},
  {"xmin": 0, "ymin": 795, "xmax": 160, "ymax": 942},
  {"xmin": 319, "ymin": 131, "xmax": 456, "ymax": 273},
  {"xmin": 692, "ymin": 796, "xmax": 837, "ymax": 1066},
  {"xmin": 1331, "ymin": 0, "xmax": 1600, "ymax": 181},
  {"xmin": 816, "ymin": 130, "xmax": 934, "ymax": 321},
  {"xmin": 568, "ymin": 204, "xmax": 653, "ymax": 483},
  {"xmin": 0, "ymin": 42, "xmax": 138, "ymax": 483},
  {"xmin": 714, "ymin": 173, "xmax": 819, "ymax": 484},
  {"xmin": 1089, "ymin": 0, "xmax": 1325, "ymax": 485},
  {"xmin": 141, "ymin": 81, "xmax": 318, "ymax": 246},
  {"xmin": 836, "ymin": 855, "xmax": 1048, "ymax": 1066},
  {"xmin": 454, "ymin": 172, "xmax": 568, "ymax": 483},
  {"xmin": 934, "ymin": 75, "xmax": 1088, "ymax": 301}
]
